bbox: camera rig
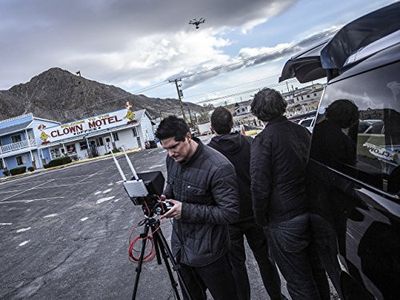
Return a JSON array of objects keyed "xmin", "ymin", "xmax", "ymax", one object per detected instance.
[
  {"xmin": 111, "ymin": 149, "xmax": 191, "ymax": 300},
  {"xmin": 112, "ymin": 149, "xmax": 172, "ymax": 217}
]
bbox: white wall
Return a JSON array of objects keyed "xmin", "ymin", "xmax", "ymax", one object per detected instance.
[
  {"xmin": 115, "ymin": 128, "xmax": 139, "ymax": 150},
  {"xmin": 140, "ymin": 114, "xmax": 155, "ymax": 141}
]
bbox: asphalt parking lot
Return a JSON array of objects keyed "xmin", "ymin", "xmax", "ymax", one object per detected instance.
[{"xmin": 0, "ymin": 147, "xmax": 283, "ymax": 299}]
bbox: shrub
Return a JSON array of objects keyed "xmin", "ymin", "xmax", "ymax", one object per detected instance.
[
  {"xmin": 44, "ymin": 156, "xmax": 72, "ymax": 168},
  {"xmin": 10, "ymin": 166, "xmax": 27, "ymax": 175},
  {"xmin": 2, "ymin": 169, "xmax": 10, "ymax": 176},
  {"xmin": 28, "ymin": 166, "xmax": 35, "ymax": 172}
]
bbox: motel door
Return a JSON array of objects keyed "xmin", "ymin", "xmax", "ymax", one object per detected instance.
[{"xmin": 89, "ymin": 141, "xmax": 98, "ymax": 157}]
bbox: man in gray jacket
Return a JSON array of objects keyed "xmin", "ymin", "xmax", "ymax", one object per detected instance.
[{"xmin": 156, "ymin": 116, "xmax": 240, "ymax": 300}]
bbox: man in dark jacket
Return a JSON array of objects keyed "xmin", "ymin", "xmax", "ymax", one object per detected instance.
[
  {"xmin": 156, "ymin": 116, "xmax": 240, "ymax": 300},
  {"xmin": 250, "ymin": 88, "xmax": 320, "ymax": 300},
  {"xmin": 208, "ymin": 107, "xmax": 282, "ymax": 300}
]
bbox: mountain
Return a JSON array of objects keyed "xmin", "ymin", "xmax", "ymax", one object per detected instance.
[{"xmin": 0, "ymin": 68, "xmax": 206, "ymax": 123}]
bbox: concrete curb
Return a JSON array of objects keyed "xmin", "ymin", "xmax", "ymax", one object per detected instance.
[{"xmin": 0, "ymin": 148, "xmax": 143, "ymax": 183}]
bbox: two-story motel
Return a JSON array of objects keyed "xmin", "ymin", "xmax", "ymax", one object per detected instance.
[{"xmin": 0, "ymin": 107, "xmax": 155, "ymax": 177}]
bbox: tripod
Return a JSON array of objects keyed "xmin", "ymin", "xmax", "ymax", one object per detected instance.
[{"xmin": 131, "ymin": 217, "xmax": 192, "ymax": 300}]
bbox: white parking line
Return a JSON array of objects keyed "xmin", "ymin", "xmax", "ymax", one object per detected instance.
[
  {"xmin": 18, "ymin": 240, "xmax": 30, "ymax": 247},
  {"xmin": 0, "ymin": 196, "xmax": 65, "ymax": 204},
  {"xmin": 0, "ymin": 179, "xmax": 55, "ymax": 202},
  {"xmin": 0, "ymin": 190, "xmax": 22, "ymax": 194},
  {"xmin": 32, "ymin": 181, "xmax": 95, "ymax": 189},
  {"xmin": 0, "ymin": 223, "xmax": 12, "ymax": 226},
  {"xmin": 96, "ymin": 196, "xmax": 115, "ymax": 204},
  {"xmin": 149, "ymin": 164, "xmax": 164, "ymax": 169},
  {"xmin": 43, "ymin": 213, "xmax": 58, "ymax": 218},
  {"xmin": 16, "ymin": 227, "xmax": 31, "ymax": 233}
]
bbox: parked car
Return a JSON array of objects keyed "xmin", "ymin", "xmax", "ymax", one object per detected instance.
[{"xmin": 280, "ymin": 3, "xmax": 400, "ymax": 299}]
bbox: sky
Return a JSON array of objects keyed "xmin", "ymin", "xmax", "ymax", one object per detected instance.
[{"xmin": 0, "ymin": 0, "xmax": 395, "ymax": 106}]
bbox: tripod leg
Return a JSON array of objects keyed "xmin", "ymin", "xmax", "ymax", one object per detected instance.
[
  {"xmin": 132, "ymin": 225, "xmax": 150, "ymax": 300},
  {"xmin": 152, "ymin": 230, "xmax": 162, "ymax": 265},
  {"xmin": 155, "ymin": 227, "xmax": 193, "ymax": 300}
]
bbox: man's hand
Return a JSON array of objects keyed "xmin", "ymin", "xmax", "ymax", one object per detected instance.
[{"xmin": 160, "ymin": 199, "xmax": 182, "ymax": 220}]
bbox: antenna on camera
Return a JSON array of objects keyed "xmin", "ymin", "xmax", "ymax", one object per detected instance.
[
  {"xmin": 121, "ymin": 146, "xmax": 139, "ymax": 180},
  {"xmin": 112, "ymin": 151, "xmax": 127, "ymax": 181}
]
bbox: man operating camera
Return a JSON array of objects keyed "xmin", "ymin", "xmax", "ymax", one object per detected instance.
[{"xmin": 156, "ymin": 116, "xmax": 240, "ymax": 300}]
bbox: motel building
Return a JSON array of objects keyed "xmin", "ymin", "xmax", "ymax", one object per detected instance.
[{"xmin": 0, "ymin": 106, "xmax": 155, "ymax": 177}]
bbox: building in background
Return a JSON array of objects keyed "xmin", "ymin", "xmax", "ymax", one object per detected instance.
[
  {"xmin": 0, "ymin": 114, "xmax": 60, "ymax": 174},
  {"xmin": 282, "ymin": 83, "xmax": 324, "ymax": 117},
  {"xmin": 0, "ymin": 105, "xmax": 155, "ymax": 177}
]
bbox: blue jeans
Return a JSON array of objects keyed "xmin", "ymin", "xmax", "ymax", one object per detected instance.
[{"xmin": 266, "ymin": 213, "xmax": 320, "ymax": 300}]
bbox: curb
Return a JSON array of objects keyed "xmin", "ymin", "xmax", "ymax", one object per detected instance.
[{"xmin": 0, "ymin": 148, "xmax": 143, "ymax": 183}]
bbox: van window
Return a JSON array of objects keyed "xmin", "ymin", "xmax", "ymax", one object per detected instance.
[{"xmin": 311, "ymin": 61, "xmax": 400, "ymax": 194}]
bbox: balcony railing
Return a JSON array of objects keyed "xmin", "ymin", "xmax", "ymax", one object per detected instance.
[{"xmin": 0, "ymin": 138, "xmax": 36, "ymax": 154}]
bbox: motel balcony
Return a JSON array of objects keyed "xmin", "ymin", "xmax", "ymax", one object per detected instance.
[{"xmin": 0, "ymin": 138, "xmax": 37, "ymax": 155}]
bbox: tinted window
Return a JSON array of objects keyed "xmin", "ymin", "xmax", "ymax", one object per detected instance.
[{"xmin": 311, "ymin": 61, "xmax": 400, "ymax": 194}]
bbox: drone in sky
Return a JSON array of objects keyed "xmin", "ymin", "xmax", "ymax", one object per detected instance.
[{"xmin": 189, "ymin": 17, "xmax": 205, "ymax": 29}]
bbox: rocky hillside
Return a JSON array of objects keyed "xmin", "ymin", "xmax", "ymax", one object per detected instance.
[{"xmin": 0, "ymin": 68, "xmax": 205, "ymax": 122}]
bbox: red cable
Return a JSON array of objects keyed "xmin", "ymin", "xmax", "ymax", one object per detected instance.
[{"xmin": 128, "ymin": 233, "xmax": 156, "ymax": 262}]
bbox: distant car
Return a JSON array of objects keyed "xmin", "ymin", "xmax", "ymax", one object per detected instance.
[
  {"xmin": 145, "ymin": 140, "xmax": 157, "ymax": 149},
  {"xmin": 298, "ymin": 116, "xmax": 315, "ymax": 132},
  {"xmin": 280, "ymin": 3, "xmax": 400, "ymax": 299}
]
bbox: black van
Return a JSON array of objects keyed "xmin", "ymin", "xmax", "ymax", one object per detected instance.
[{"xmin": 280, "ymin": 3, "xmax": 400, "ymax": 299}]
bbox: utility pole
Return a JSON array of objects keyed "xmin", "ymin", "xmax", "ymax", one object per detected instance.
[{"xmin": 169, "ymin": 79, "xmax": 187, "ymax": 122}]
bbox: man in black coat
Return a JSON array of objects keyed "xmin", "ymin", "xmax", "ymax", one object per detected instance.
[
  {"xmin": 208, "ymin": 107, "xmax": 282, "ymax": 300},
  {"xmin": 250, "ymin": 88, "xmax": 320, "ymax": 300},
  {"xmin": 156, "ymin": 116, "xmax": 240, "ymax": 300}
]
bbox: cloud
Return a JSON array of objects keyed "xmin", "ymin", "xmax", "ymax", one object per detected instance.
[
  {"xmin": 0, "ymin": 0, "xmax": 296, "ymax": 90},
  {"xmin": 174, "ymin": 26, "xmax": 338, "ymax": 89}
]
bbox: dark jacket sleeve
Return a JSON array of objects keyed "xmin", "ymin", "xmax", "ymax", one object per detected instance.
[
  {"xmin": 181, "ymin": 163, "xmax": 240, "ymax": 224},
  {"xmin": 250, "ymin": 134, "xmax": 272, "ymax": 226},
  {"xmin": 163, "ymin": 157, "xmax": 174, "ymax": 198}
]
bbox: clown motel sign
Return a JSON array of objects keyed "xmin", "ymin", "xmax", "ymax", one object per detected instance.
[{"xmin": 39, "ymin": 109, "xmax": 136, "ymax": 144}]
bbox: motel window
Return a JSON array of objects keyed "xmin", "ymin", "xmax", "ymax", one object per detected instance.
[
  {"xmin": 96, "ymin": 138, "xmax": 104, "ymax": 146},
  {"xmin": 16, "ymin": 156, "xmax": 24, "ymax": 166},
  {"xmin": 11, "ymin": 134, "xmax": 22, "ymax": 143},
  {"xmin": 79, "ymin": 141, "xmax": 88, "ymax": 150},
  {"xmin": 67, "ymin": 145, "xmax": 76, "ymax": 153},
  {"xmin": 0, "ymin": 160, "xmax": 4, "ymax": 169},
  {"xmin": 112, "ymin": 132, "xmax": 119, "ymax": 141},
  {"xmin": 132, "ymin": 128, "xmax": 138, "ymax": 137}
]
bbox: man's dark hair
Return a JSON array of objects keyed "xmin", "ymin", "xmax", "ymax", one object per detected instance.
[
  {"xmin": 251, "ymin": 88, "xmax": 287, "ymax": 122},
  {"xmin": 326, "ymin": 99, "xmax": 359, "ymax": 128},
  {"xmin": 211, "ymin": 107, "xmax": 233, "ymax": 134},
  {"xmin": 155, "ymin": 115, "xmax": 190, "ymax": 141}
]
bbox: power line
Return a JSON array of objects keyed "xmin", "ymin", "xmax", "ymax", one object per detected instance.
[
  {"xmin": 194, "ymin": 79, "xmax": 298, "ymax": 104},
  {"xmin": 184, "ymin": 74, "xmax": 282, "ymax": 100}
]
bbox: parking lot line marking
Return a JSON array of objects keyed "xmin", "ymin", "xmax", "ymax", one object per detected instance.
[
  {"xmin": 31, "ymin": 181, "xmax": 95, "ymax": 189},
  {"xmin": 149, "ymin": 164, "xmax": 164, "ymax": 169},
  {"xmin": 43, "ymin": 213, "xmax": 58, "ymax": 218},
  {"xmin": 102, "ymin": 188, "xmax": 112, "ymax": 194},
  {"xmin": 0, "ymin": 190, "xmax": 22, "ymax": 194},
  {"xmin": 80, "ymin": 217, "xmax": 89, "ymax": 221},
  {"xmin": 0, "ymin": 223, "xmax": 12, "ymax": 226},
  {"xmin": 0, "ymin": 179, "xmax": 55, "ymax": 202},
  {"xmin": 96, "ymin": 196, "xmax": 115, "ymax": 204},
  {"xmin": 18, "ymin": 240, "xmax": 30, "ymax": 247},
  {"xmin": 16, "ymin": 227, "xmax": 31, "ymax": 233},
  {"xmin": 0, "ymin": 196, "xmax": 65, "ymax": 204}
]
